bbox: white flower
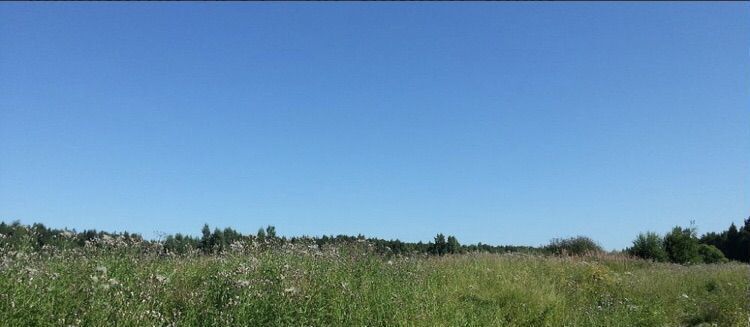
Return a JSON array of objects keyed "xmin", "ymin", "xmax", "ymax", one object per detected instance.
[{"xmin": 155, "ymin": 274, "xmax": 168, "ymax": 283}]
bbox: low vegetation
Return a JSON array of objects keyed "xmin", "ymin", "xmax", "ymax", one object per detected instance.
[{"xmin": 0, "ymin": 220, "xmax": 748, "ymax": 326}]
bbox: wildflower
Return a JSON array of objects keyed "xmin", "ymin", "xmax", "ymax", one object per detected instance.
[{"xmin": 155, "ymin": 274, "xmax": 168, "ymax": 283}]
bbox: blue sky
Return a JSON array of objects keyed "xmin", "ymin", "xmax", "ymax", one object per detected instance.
[{"xmin": 1, "ymin": 3, "xmax": 748, "ymax": 249}]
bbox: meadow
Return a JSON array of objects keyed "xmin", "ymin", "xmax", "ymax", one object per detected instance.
[{"xmin": 1, "ymin": 239, "xmax": 748, "ymax": 326}]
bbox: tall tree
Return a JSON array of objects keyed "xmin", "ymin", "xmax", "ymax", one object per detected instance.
[
  {"xmin": 431, "ymin": 233, "xmax": 447, "ymax": 256},
  {"xmin": 725, "ymin": 223, "xmax": 740, "ymax": 260},
  {"xmin": 447, "ymin": 236, "xmax": 461, "ymax": 254},
  {"xmin": 200, "ymin": 224, "xmax": 212, "ymax": 253},
  {"xmin": 664, "ymin": 226, "xmax": 701, "ymax": 264},
  {"xmin": 265, "ymin": 225, "xmax": 276, "ymax": 238}
]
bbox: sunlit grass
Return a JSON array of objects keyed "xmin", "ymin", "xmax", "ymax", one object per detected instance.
[{"xmin": 1, "ymin": 244, "xmax": 748, "ymax": 326}]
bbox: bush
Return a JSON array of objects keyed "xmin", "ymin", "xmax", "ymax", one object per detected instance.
[
  {"xmin": 698, "ymin": 244, "xmax": 728, "ymax": 264},
  {"xmin": 544, "ymin": 236, "xmax": 603, "ymax": 256},
  {"xmin": 664, "ymin": 226, "xmax": 701, "ymax": 264},
  {"xmin": 628, "ymin": 232, "xmax": 668, "ymax": 262}
]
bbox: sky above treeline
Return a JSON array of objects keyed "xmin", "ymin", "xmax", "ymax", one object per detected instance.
[{"xmin": 1, "ymin": 3, "xmax": 748, "ymax": 249}]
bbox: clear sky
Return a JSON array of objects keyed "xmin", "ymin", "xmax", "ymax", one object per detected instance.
[{"xmin": 1, "ymin": 3, "xmax": 748, "ymax": 249}]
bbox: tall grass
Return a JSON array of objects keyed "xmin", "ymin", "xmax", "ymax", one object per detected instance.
[{"xmin": 1, "ymin": 242, "xmax": 748, "ymax": 326}]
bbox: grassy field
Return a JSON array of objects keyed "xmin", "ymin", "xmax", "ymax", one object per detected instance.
[{"xmin": 1, "ymin": 243, "xmax": 748, "ymax": 326}]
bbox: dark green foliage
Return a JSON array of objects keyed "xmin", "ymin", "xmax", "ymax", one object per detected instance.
[
  {"xmin": 0, "ymin": 220, "xmax": 143, "ymax": 252},
  {"xmin": 200, "ymin": 224, "xmax": 212, "ymax": 253},
  {"xmin": 0, "ymin": 221, "xmax": 541, "ymax": 257},
  {"xmin": 463, "ymin": 242, "xmax": 539, "ymax": 254},
  {"xmin": 4, "ymin": 216, "xmax": 747, "ymax": 263},
  {"xmin": 700, "ymin": 217, "xmax": 750, "ymax": 263},
  {"xmin": 664, "ymin": 226, "xmax": 701, "ymax": 264},
  {"xmin": 212, "ymin": 228, "xmax": 225, "ymax": 252},
  {"xmin": 698, "ymin": 244, "xmax": 728, "ymax": 264},
  {"xmin": 447, "ymin": 236, "xmax": 461, "ymax": 254},
  {"xmin": 544, "ymin": 236, "xmax": 603, "ymax": 256},
  {"xmin": 425, "ymin": 234, "xmax": 462, "ymax": 255},
  {"xmin": 430, "ymin": 233, "xmax": 447, "ymax": 256},
  {"xmin": 700, "ymin": 218, "xmax": 750, "ymax": 262},
  {"xmin": 256, "ymin": 227, "xmax": 266, "ymax": 241},
  {"xmin": 164, "ymin": 233, "xmax": 199, "ymax": 254},
  {"xmin": 265, "ymin": 225, "xmax": 276, "ymax": 238},
  {"xmin": 628, "ymin": 232, "xmax": 667, "ymax": 262},
  {"xmin": 629, "ymin": 222, "xmax": 740, "ymax": 264}
]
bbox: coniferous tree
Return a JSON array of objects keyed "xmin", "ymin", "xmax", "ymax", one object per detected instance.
[
  {"xmin": 447, "ymin": 236, "xmax": 461, "ymax": 254},
  {"xmin": 257, "ymin": 227, "xmax": 266, "ymax": 241},
  {"xmin": 265, "ymin": 225, "xmax": 276, "ymax": 239},
  {"xmin": 431, "ymin": 233, "xmax": 447, "ymax": 256},
  {"xmin": 200, "ymin": 224, "xmax": 212, "ymax": 253},
  {"xmin": 725, "ymin": 223, "xmax": 740, "ymax": 260},
  {"xmin": 212, "ymin": 228, "xmax": 225, "ymax": 252}
]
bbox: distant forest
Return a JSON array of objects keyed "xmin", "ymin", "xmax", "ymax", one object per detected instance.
[{"xmin": 1, "ymin": 217, "xmax": 748, "ymax": 264}]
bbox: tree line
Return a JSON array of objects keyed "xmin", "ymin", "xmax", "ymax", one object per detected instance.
[
  {"xmin": 1, "ymin": 217, "xmax": 748, "ymax": 264},
  {"xmin": 0, "ymin": 221, "xmax": 534, "ymax": 256},
  {"xmin": 627, "ymin": 218, "xmax": 750, "ymax": 264}
]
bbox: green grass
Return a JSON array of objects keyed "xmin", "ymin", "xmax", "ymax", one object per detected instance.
[{"xmin": 1, "ymin": 245, "xmax": 748, "ymax": 326}]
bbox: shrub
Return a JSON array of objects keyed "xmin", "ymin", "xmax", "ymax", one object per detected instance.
[
  {"xmin": 628, "ymin": 232, "xmax": 668, "ymax": 262},
  {"xmin": 698, "ymin": 244, "xmax": 728, "ymax": 264},
  {"xmin": 544, "ymin": 236, "xmax": 603, "ymax": 256}
]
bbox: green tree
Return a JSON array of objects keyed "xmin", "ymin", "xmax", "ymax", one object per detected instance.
[
  {"xmin": 200, "ymin": 224, "xmax": 212, "ymax": 253},
  {"xmin": 628, "ymin": 232, "xmax": 667, "ymax": 262},
  {"xmin": 431, "ymin": 233, "xmax": 447, "ymax": 256},
  {"xmin": 664, "ymin": 226, "xmax": 701, "ymax": 264},
  {"xmin": 725, "ymin": 223, "xmax": 740, "ymax": 260},
  {"xmin": 446, "ymin": 236, "xmax": 461, "ymax": 254},
  {"xmin": 544, "ymin": 236, "xmax": 602, "ymax": 256},
  {"xmin": 740, "ymin": 217, "xmax": 750, "ymax": 262},
  {"xmin": 213, "ymin": 228, "xmax": 225, "ymax": 252},
  {"xmin": 265, "ymin": 225, "xmax": 276, "ymax": 238}
]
